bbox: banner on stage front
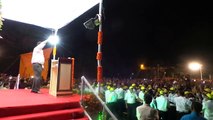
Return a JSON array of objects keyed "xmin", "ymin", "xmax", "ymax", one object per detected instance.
[{"xmin": 19, "ymin": 48, "xmax": 52, "ymax": 80}]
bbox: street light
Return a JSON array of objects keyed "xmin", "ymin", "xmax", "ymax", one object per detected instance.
[
  {"xmin": 140, "ymin": 64, "xmax": 145, "ymax": 70},
  {"xmin": 188, "ymin": 62, "xmax": 203, "ymax": 80}
]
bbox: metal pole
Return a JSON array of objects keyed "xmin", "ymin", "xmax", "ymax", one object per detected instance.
[
  {"xmin": 97, "ymin": 0, "xmax": 104, "ymax": 94},
  {"xmin": 80, "ymin": 78, "xmax": 84, "ymax": 105},
  {"xmin": 200, "ymin": 68, "xmax": 203, "ymax": 80},
  {"xmin": 53, "ymin": 29, "xmax": 58, "ymax": 60},
  {"xmin": 53, "ymin": 44, "xmax": 56, "ymax": 60},
  {"xmin": 81, "ymin": 76, "xmax": 118, "ymax": 120}
]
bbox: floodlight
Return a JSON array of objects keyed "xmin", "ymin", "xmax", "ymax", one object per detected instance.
[
  {"xmin": 188, "ymin": 62, "xmax": 202, "ymax": 71},
  {"xmin": 188, "ymin": 62, "xmax": 203, "ymax": 80},
  {"xmin": 83, "ymin": 14, "xmax": 100, "ymax": 30},
  {"xmin": 47, "ymin": 35, "xmax": 59, "ymax": 45}
]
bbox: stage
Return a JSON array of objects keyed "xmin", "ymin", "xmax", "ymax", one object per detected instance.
[{"xmin": 0, "ymin": 88, "xmax": 88, "ymax": 120}]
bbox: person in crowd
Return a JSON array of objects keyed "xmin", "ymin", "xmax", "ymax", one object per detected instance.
[
  {"xmin": 146, "ymin": 88, "xmax": 157, "ymax": 109},
  {"xmin": 174, "ymin": 90, "xmax": 192, "ymax": 120},
  {"xmin": 168, "ymin": 87, "xmax": 177, "ymax": 103},
  {"xmin": 184, "ymin": 74, "xmax": 191, "ymax": 91},
  {"xmin": 131, "ymin": 83, "xmax": 137, "ymax": 92},
  {"xmin": 31, "ymin": 40, "xmax": 48, "ymax": 93},
  {"xmin": 19, "ymin": 79, "xmax": 27, "ymax": 89},
  {"xmin": 105, "ymin": 86, "xmax": 111, "ymax": 103},
  {"xmin": 181, "ymin": 101, "xmax": 206, "ymax": 120},
  {"xmin": 125, "ymin": 86, "xmax": 138, "ymax": 120},
  {"xmin": 115, "ymin": 83, "xmax": 125, "ymax": 119},
  {"xmin": 202, "ymin": 92, "xmax": 213, "ymax": 120},
  {"xmin": 106, "ymin": 87, "xmax": 118, "ymax": 120},
  {"xmin": 167, "ymin": 87, "xmax": 177, "ymax": 120},
  {"xmin": 136, "ymin": 93, "xmax": 159, "ymax": 120},
  {"xmin": 138, "ymin": 85, "xmax": 146, "ymax": 105},
  {"xmin": 185, "ymin": 91, "xmax": 196, "ymax": 102},
  {"xmin": 95, "ymin": 82, "xmax": 105, "ymax": 95},
  {"xmin": 156, "ymin": 90, "xmax": 170, "ymax": 120}
]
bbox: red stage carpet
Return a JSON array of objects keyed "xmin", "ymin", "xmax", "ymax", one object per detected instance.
[{"xmin": 0, "ymin": 88, "xmax": 88, "ymax": 120}]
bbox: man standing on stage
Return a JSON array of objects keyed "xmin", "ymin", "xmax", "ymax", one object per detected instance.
[{"xmin": 31, "ymin": 40, "xmax": 48, "ymax": 93}]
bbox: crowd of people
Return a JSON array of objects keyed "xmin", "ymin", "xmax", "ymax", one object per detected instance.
[
  {"xmin": 1, "ymin": 72, "xmax": 213, "ymax": 120},
  {"xmin": 0, "ymin": 73, "xmax": 48, "ymax": 89},
  {"xmin": 87, "ymin": 75, "xmax": 213, "ymax": 120}
]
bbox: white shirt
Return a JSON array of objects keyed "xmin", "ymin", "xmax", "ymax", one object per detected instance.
[
  {"xmin": 168, "ymin": 93, "xmax": 177, "ymax": 103},
  {"xmin": 115, "ymin": 87, "xmax": 124, "ymax": 99},
  {"xmin": 174, "ymin": 96, "xmax": 191, "ymax": 113},
  {"xmin": 156, "ymin": 95, "xmax": 169, "ymax": 112},
  {"xmin": 124, "ymin": 90, "xmax": 138, "ymax": 104},
  {"xmin": 31, "ymin": 40, "xmax": 48, "ymax": 65},
  {"xmin": 150, "ymin": 98, "xmax": 157, "ymax": 109},
  {"xmin": 139, "ymin": 91, "xmax": 145, "ymax": 102},
  {"xmin": 106, "ymin": 91, "xmax": 118, "ymax": 103},
  {"xmin": 168, "ymin": 93, "xmax": 178, "ymax": 106},
  {"xmin": 105, "ymin": 90, "xmax": 110, "ymax": 103},
  {"xmin": 202, "ymin": 100, "xmax": 213, "ymax": 120}
]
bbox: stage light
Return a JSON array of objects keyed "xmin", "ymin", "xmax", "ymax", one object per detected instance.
[
  {"xmin": 47, "ymin": 35, "xmax": 59, "ymax": 45},
  {"xmin": 83, "ymin": 14, "xmax": 100, "ymax": 30}
]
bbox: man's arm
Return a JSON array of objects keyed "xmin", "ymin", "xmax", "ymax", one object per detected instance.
[{"xmin": 35, "ymin": 40, "xmax": 48, "ymax": 50}]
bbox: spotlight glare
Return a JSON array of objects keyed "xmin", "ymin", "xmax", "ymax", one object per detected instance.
[
  {"xmin": 188, "ymin": 62, "xmax": 202, "ymax": 71},
  {"xmin": 47, "ymin": 35, "xmax": 59, "ymax": 45}
]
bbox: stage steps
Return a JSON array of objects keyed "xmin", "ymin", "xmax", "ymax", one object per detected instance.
[
  {"xmin": 0, "ymin": 102, "xmax": 88, "ymax": 120},
  {"xmin": 0, "ymin": 89, "xmax": 89, "ymax": 120},
  {"xmin": 0, "ymin": 108, "xmax": 88, "ymax": 120}
]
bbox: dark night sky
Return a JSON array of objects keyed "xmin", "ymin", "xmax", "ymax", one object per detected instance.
[{"xmin": 1, "ymin": 0, "xmax": 213, "ymax": 78}]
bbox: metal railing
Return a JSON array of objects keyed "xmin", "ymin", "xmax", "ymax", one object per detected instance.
[
  {"xmin": 14, "ymin": 74, "xmax": 20, "ymax": 89},
  {"xmin": 80, "ymin": 76, "xmax": 118, "ymax": 120}
]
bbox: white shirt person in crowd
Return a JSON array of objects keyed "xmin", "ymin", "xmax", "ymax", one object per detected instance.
[
  {"xmin": 202, "ymin": 93, "xmax": 213, "ymax": 120},
  {"xmin": 125, "ymin": 86, "xmax": 138, "ymax": 120}
]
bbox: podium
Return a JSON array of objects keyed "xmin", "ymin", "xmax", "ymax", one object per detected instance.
[{"xmin": 49, "ymin": 58, "xmax": 74, "ymax": 96}]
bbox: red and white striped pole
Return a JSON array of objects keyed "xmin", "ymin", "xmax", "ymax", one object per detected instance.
[{"xmin": 96, "ymin": 0, "xmax": 103, "ymax": 94}]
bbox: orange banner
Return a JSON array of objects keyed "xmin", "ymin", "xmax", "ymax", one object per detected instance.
[{"xmin": 19, "ymin": 48, "xmax": 53, "ymax": 80}]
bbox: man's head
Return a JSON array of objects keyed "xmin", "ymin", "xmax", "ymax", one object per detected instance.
[
  {"xmin": 144, "ymin": 93, "xmax": 152, "ymax": 104},
  {"xmin": 206, "ymin": 93, "xmax": 213, "ymax": 100},
  {"xmin": 178, "ymin": 90, "xmax": 184, "ymax": 96},
  {"xmin": 159, "ymin": 90, "xmax": 164, "ymax": 95},
  {"xmin": 191, "ymin": 101, "xmax": 202, "ymax": 114},
  {"xmin": 129, "ymin": 86, "xmax": 133, "ymax": 92}
]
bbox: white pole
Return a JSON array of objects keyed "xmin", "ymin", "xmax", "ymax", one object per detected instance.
[
  {"xmin": 200, "ymin": 68, "xmax": 203, "ymax": 80},
  {"xmin": 53, "ymin": 29, "xmax": 58, "ymax": 60},
  {"xmin": 97, "ymin": 0, "xmax": 103, "ymax": 94},
  {"xmin": 14, "ymin": 74, "xmax": 20, "ymax": 89}
]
